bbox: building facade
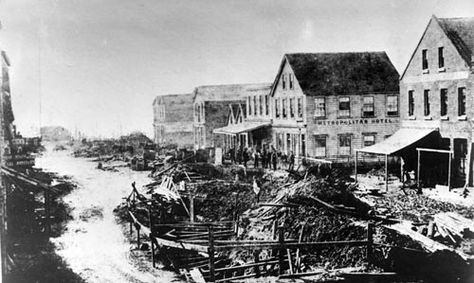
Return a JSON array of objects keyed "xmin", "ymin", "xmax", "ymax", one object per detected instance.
[
  {"xmin": 153, "ymin": 93, "xmax": 194, "ymax": 148},
  {"xmin": 193, "ymin": 83, "xmax": 271, "ymax": 149},
  {"xmin": 399, "ymin": 15, "xmax": 474, "ymax": 186},
  {"xmin": 270, "ymin": 52, "xmax": 400, "ymax": 162}
]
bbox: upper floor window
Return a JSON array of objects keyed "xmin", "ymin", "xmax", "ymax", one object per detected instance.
[
  {"xmin": 289, "ymin": 98, "xmax": 295, "ymax": 118},
  {"xmin": 438, "ymin": 47, "xmax": 444, "ymax": 69},
  {"xmin": 265, "ymin": 95, "xmax": 269, "ymax": 116},
  {"xmin": 362, "ymin": 96, "xmax": 374, "ymax": 117},
  {"xmin": 422, "ymin": 49, "xmax": 428, "ymax": 70},
  {"xmin": 458, "ymin": 87, "xmax": 466, "ymax": 116},
  {"xmin": 440, "ymin": 89, "xmax": 448, "ymax": 117},
  {"xmin": 289, "ymin": 74, "xmax": 294, "ymax": 89},
  {"xmin": 314, "ymin": 97, "xmax": 325, "ymax": 118},
  {"xmin": 408, "ymin": 90, "xmax": 414, "ymax": 116},
  {"xmin": 338, "ymin": 97, "xmax": 350, "ymax": 117},
  {"xmin": 297, "ymin": 97, "xmax": 303, "ymax": 118},
  {"xmin": 253, "ymin": 95, "xmax": 258, "ymax": 116},
  {"xmin": 196, "ymin": 104, "xmax": 201, "ymax": 122},
  {"xmin": 424, "ymin": 89, "xmax": 430, "ymax": 116},
  {"xmin": 282, "ymin": 74, "xmax": 287, "ymax": 89},
  {"xmin": 387, "ymin": 95, "xmax": 398, "ymax": 116},
  {"xmin": 282, "ymin": 98, "xmax": 287, "ymax": 118},
  {"xmin": 275, "ymin": 99, "xmax": 280, "ymax": 118},
  {"xmin": 259, "ymin": 95, "xmax": 263, "ymax": 116}
]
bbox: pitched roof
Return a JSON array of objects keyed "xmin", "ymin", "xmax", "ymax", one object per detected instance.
[
  {"xmin": 272, "ymin": 52, "xmax": 399, "ymax": 97},
  {"xmin": 437, "ymin": 16, "xmax": 474, "ymax": 66},
  {"xmin": 152, "ymin": 93, "xmax": 194, "ymax": 106},
  {"xmin": 194, "ymin": 83, "xmax": 272, "ymax": 102}
]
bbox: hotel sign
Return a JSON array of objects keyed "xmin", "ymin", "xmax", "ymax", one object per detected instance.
[{"xmin": 315, "ymin": 118, "xmax": 399, "ymax": 126}]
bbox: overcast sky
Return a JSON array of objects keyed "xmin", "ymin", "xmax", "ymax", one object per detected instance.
[{"xmin": 0, "ymin": 0, "xmax": 473, "ymax": 138}]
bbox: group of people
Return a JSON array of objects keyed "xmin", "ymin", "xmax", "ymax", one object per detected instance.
[{"xmin": 227, "ymin": 146, "xmax": 296, "ymax": 171}]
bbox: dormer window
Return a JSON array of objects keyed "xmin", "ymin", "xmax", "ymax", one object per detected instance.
[
  {"xmin": 438, "ymin": 47, "xmax": 445, "ymax": 69},
  {"xmin": 282, "ymin": 74, "xmax": 287, "ymax": 89},
  {"xmin": 289, "ymin": 74, "xmax": 294, "ymax": 89},
  {"xmin": 422, "ymin": 49, "xmax": 428, "ymax": 71}
]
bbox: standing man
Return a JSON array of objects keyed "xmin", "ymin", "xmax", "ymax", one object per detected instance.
[
  {"xmin": 288, "ymin": 151, "xmax": 295, "ymax": 171},
  {"xmin": 254, "ymin": 149, "xmax": 260, "ymax": 168},
  {"xmin": 271, "ymin": 148, "xmax": 278, "ymax": 171}
]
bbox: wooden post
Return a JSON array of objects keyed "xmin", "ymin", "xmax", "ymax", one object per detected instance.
[
  {"xmin": 385, "ymin": 154, "xmax": 389, "ymax": 192},
  {"xmin": 234, "ymin": 214, "xmax": 239, "ymax": 236},
  {"xmin": 44, "ymin": 189, "xmax": 51, "ymax": 236},
  {"xmin": 208, "ymin": 225, "xmax": 216, "ymax": 282},
  {"xmin": 448, "ymin": 151, "xmax": 452, "ymax": 191},
  {"xmin": 189, "ymin": 190, "xmax": 195, "ymax": 223},
  {"xmin": 400, "ymin": 157, "xmax": 405, "ymax": 183},
  {"xmin": 254, "ymin": 250, "xmax": 261, "ymax": 278},
  {"xmin": 366, "ymin": 222, "xmax": 374, "ymax": 264},
  {"xmin": 150, "ymin": 237, "xmax": 156, "ymax": 268},
  {"xmin": 130, "ymin": 219, "xmax": 133, "ymax": 236},
  {"xmin": 136, "ymin": 225, "xmax": 141, "ymax": 249},
  {"xmin": 354, "ymin": 151, "xmax": 358, "ymax": 182},
  {"xmin": 417, "ymin": 150, "xmax": 421, "ymax": 189},
  {"xmin": 278, "ymin": 226, "xmax": 285, "ymax": 275}
]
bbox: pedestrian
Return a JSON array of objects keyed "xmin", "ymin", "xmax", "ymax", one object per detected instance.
[
  {"xmin": 261, "ymin": 147, "xmax": 267, "ymax": 168},
  {"xmin": 254, "ymin": 150, "xmax": 260, "ymax": 168},
  {"xmin": 243, "ymin": 148, "xmax": 249, "ymax": 168},
  {"xmin": 288, "ymin": 151, "xmax": 295, "ymax": 171},
  {"xmin": 271, "ymin": 149, "xmax": 277, "ymax": 171}
]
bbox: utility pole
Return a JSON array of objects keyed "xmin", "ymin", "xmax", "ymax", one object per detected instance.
[{"xmin": 0, "ymin": 45, "xmax": 7, "ymax": 283}]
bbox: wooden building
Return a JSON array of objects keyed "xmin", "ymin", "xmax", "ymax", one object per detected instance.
[
  {"xmin": 193, "ymin": 83, "xmax": 271, "ymax": 150},
  {"xmin": 212, "ymin": 83, "xmax": 273, "ymax": 153},
  {"xmin": 359, "ymin": 15, "xmax": 474, "ymax": 188},
  {"xmin": 152, "ymin": 93, "xmax": 194, "ymax": 148},
  {"xmin": 269, "ymin": 52, "xmax": 400, "ymax": 163}
]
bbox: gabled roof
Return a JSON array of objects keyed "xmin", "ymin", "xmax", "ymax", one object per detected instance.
[
  {"xmin": 193, "ymin": 83, "xmax": 272, "ymax": 102},
  {"xmin": 437, "ymin": 16, "xmax": 474, "ymax": 66},
  {"xmin": 152, "ymin": 93, "xmax": 194, "ymax": 106},
  {"xmin": 271, "ymin": 52, "xmax": 399, "ymax": 97},
  {"xmin": 401, "ymin": 15, "xmax": 474, "ymax": 79}
]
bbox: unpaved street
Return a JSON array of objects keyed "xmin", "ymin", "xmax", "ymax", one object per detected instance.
[{"xmin": 37, "ymin": 147, "xmax": 181, "ymax": 283}]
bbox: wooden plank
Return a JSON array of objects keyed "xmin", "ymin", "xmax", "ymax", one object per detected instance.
[
  {"xmin": 154, "ymin": 236, "xmax": 208, "ymax": 254},
  {"xmin": 214, "ymin": 240, "xmax": 369, "ymax": 250}
]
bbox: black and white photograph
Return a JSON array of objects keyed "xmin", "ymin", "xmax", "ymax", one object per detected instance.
[{"xmin": 0, "ymin": 0, "xmax": 473, "ymax": 282}]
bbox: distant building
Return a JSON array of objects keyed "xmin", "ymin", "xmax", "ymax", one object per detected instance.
[
  {"xmin": 213, "ymin": 84, "xmax": 273, "ymax": 154},
  {"xmin": 395, "ymin": 16, "xmax": 474, "ymax": 187},
  {"xmin": 40, "ymin": 126, "xmax": 72, "ymax": 142},
  {"xmin": 193, "ymin": 83, "xmax": 271, "ymax": 149},
  {"xmin": 152, "ymin": 93, "xmax": 194, "ymax": 149},
  {"xmin": 269, "ymin": 52, "xmax": 400, "ymax": 163}
]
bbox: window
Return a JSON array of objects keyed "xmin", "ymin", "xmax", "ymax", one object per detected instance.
[
  {"xmin": 458, "ymin": 87, "xmax": 466, "ymax": 116},
  {"xmin": 248, "ymin": 96, "xmax": 252, "ymax": 116},
  {"xmin": 339, "ymin": 134, "xmax": 351, "ymax": 156},
  {"xmin": 265, "ymin": 95, "xmax": 269, "ymax": 115},
  {"xmin": 362, "ymin": 96, "xmax": 374, "ymax": 117},
  {"xmin": 282, "ymin": 74, "xmax": 286, "ymax": 89},
  {"xmin": 297, "ymin": 97, "xmax": 303, "ymax": 118},
  {"xmin": 363, "ymin": 134, "xmax": 376, "ymax": 146},
  {"xmin": 289, "ymin": 98, "xmax": 295, "ymax": 118},
  {"xmin": 422, "ymin": 49, "xmax": 428, "ymax": 70},
  {"xmin": 314, "ymin": 97, "xmax": 325, "ymax": 118},
  {"xmin": 254, "ymin": 96, "xmax": 258, "ymax": 116},
  {"xmin": 338, "ymin": 97, "xmax": 350, "ymax": 117},
  {"xmin": 196, "ymin": 104, "xmax": 201, "ymax": 122},
  {"xmin": 259, "ymin": 95, "xmax": 263, "ymax": 115},
  {"xmin": 282, "ymin": 98, "xmax": 287, "ymax": 118},
  {"xmin": 275, "ymin": 99, "xmax": 280, "ymax": 118},
  {"xmin": 314, "ymin": 135, "xmax": 326, "ymax": 157},
  {"xmin": 440, "ymin": 88, "xmax": 448, "ymax": 117},
  {"xmin": 408, "ymin": 90, "xmax": 414, "ymax": 116},
  {"xmin": 438, "ymin": 47, "xmax": 444, "ymax": 69},
  {"xmin": 424, "ymin": 90, "xmax": 430, "ymax": 116},
  {"xmin": 387, "ymin": 95, "xmax": 398, "ymax": 116},
  {"xmin": 286, "ymin": 133, "xmax": 291, "ymax": 153},
  {"xmin": 289, "ymin": 74, "xmax": 294, "ymax": 89},
  {"xmin": 301, "ymin": 134, "xmax": 306, "ymax": 156}
]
